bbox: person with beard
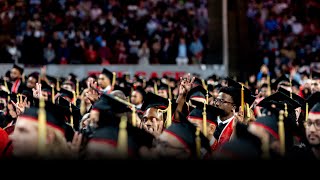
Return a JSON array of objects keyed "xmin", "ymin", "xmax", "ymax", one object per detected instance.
[
  {"xmin": 9, "ymin": 64, "xmax": 25, "ymax": 94},
  {"xmin": 141, "ymin": 92, "xmax": 177, "ymax": 138},
  {"xmin": 288, "ymin": 102, "xmax": 320, "ymax": 160},
  {"xmin": 252, "ymin": 91, "xmax": 302, "ymax": 159}
]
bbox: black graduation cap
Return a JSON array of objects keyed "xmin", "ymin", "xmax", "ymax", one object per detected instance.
[
  {"xmin": 28, "ymin": 72, "xmax": 40, "ymax": 80},
  {"xmin": 310, "ymin": 102, "xmax": 320, "ymax": 113},
  {"xmin": 92, "ymin": 94, "xmax": 131, "ymax": 113},
  {"xmin": 311, "ymin": 68, "xmax": 320, "ymax": 80},
  {"xmin": 307, "ymin": 92, "xmax": 320, "ymax": 110},
  {"xmin": 271, "ymin": 74, "xmax": 290, "ymax": 90},
  {"xmin": 102, "ymin": 68, "xmax": 115, "ymax": 85},
  {"xmin": 133, "ymin": 86, "xmax": 146, "ymax": 100},
  {"xmin": 226, "ymin": 77, "xmax": 256, "ymax": 106},
  {"xmin": 88, "ymin": 124, "xmax": 155, "ymax": 158},
  {"xmin": 113, "ymin": 85, "xmax": 131, "ymax": 97},
  {"xmin": 158, "ymin": 82, "xmax": 169, "ymax": 91},
  {"xmin": 186, "ymin": 85, "xmax": 208, "ymax": 102},
  {"xmin": 41, "ymin": 81, "xmax": 55, "ymax": 95},
  {"xmin": 215, "ymin": 123, "xmax": 262, "ymax": 159},
  {"xmin": 141, "ymin": 92, "xmax": 176, "ymax": 111},
  {"xmin": 12, "ymin": 64, "xmax": 24, "ymax": 75},
  {"xmin": 54, "ymin": 97, "xmax": 81, "ymax": 131},
  {"xmin": 193, "ymin": 77, "xmax": 203, "ymax": 87},
  {"xmin": 278, "ymin": 87, "xmax": 305, "ymax": 107},
  {"xmin": 59, "ymin": 88, "xmax": 74, "ymax": 101},
  {"xmin": 163, "ymin": 112, "xmax": 211, "ymax": 158},
  {"xmin": 188, "ymin": 99, "xmax": 224, "ymax": 125},
  {"xmin": 145, "ymin": 80, "xmax": 154, "ymax": 88},
  {"xmin": 257, "ymin": 91, "xmax": 301, "ymax": 111},
  {"xmin": 46, "ymin": 75, "xmax": 57, "ymax": 85},
  {"xmin": 21, "ymin": 100, "xmax": 70, "ymax": 134},
  {"xmin": 62, "ymin": 80, "xmax": 75, "ymax": 90}
]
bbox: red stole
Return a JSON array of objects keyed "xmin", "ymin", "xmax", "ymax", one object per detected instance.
[
  {"xmin": 212, "ymin": 117, "xmax": 234, "ymax": 151},
  {"xmin": 11, "ymin": 79, "xmax": 21, "ymax": 93}
]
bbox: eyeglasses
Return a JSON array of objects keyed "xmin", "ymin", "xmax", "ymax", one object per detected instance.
[
  {"xmin": 214, "ymin": 98, "xmax": 234, "ymax": 105},
  {"xmin": 304, "ymin": 120, "xmax": 320, "ymax": 130}
]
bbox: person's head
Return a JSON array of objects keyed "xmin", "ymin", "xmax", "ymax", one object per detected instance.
[
  {"xmin": 158, "ymin": 89, "xmax": 168, "ymax": 99},
  {"xmin": 260, "ymin": 84, "xmax": 268, "ymax": 98},
  {"xmin": 98, "ymin": 69, "xmax": 113, "ymax": 89},
  {"xmin": 142, "ymin": 107, "xmax": 165, "ymax": 134},
  {"xmin": 130, "ymin": 87, "xmax": 145, "ymax": 105},
  {"xmin": 10, "ymin": 64, "xmax": 24, "ymax": 81},
  {"xmin": 26, "ymin": 73, "xmax": 39, "ymax": 89},
  {"xmin": 61, "ymin": 81, "xmax": 75, "ymax": 92},
  {"xmin": 214, "ymin": 87, "xmax": 239, "ymax": 117},
  {"xmin": 9, "ymin": 105, "xmax": 70, "ymax": 159},
  {"xmin": 311, "ymin": 79, "xmax": 320, "ymax": 94},
  {"xmin": 305, "ymin": 103, "xmax": 320, "ymax": 147}
]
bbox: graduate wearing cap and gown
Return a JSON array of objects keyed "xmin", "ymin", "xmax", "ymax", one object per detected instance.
[
  {"xmin": 287, "ymin": 102, "xmax": 320, "ymax": 160},
  {"xmin": 9, "ymin": 100, "xmax": 73, "ymax": 159},
  {"xmin": 157, "ymin": 82, "xmax": 170, "ymax": 99},
  {"xmin": 130, "ymin": 86, "xmax": 146, "ymax": 110},
  {"xmin": 271, "ymin": 74, "xmax": 292, "ymax": 93},
  {"xmin": 149, "ymin": 112, "xmax": 211, "ymax": 159},
  {"xmin": 141, "ymin": 92, "xmax": 177, "ymax": 137},
  {"xmin": 26, "ymin": 72, "xmax": 39, "ymax": 90},
  {"xmin": 98, "ymin": 68, "xmax": 116, "ymax": 94},
  {"xmin": 9, "ymin": 64, "xmax": 25, "ymax": 94},
  {"xmin": 188, "ymin": 99, "xmax": 224, "ymax": 151},
  {"xmin": 251, "ymin": 91, "xmax": 302, "ymax": 158}
]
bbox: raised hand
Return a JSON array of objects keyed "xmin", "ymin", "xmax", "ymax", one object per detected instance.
[
  {"xmin": 179, "ymin": 73, "xmax": 195, "ymax": 97},
  {"xmin": 67, "ymin": 131, "xmax": 83, "ymax": 158},
  {"xmin": 85, "ymin": 81, "xmax": 100, "ymax": 103},
  {"xmin": 233, "ymin": 107, "xmax": 244, "ymax": 129},
  {"xmin": 11, "ymin": 96, "xmax": 29, "ymax": 116},
  {"xmin": 32, "ymin": 83, "xmax": 42, "ymax": 99}
]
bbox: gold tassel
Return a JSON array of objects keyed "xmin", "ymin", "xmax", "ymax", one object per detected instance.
[
  {"xmin": 80, "ymin": 98, "xmax": 86, "ymax": 116},
  {"xmin": 76, "ymin": 80, "xmax": 79, "ymax": 98},
  {"xmin": 17, "ymin": 94, "xmax": 20, "ymax": 104},
  {"xmin": 154, "ymin": 81, "xmax": 158, "ymax": 95},
  {"xmin": 112, "ymin": 72, "xmax": 116, "ymax": 87},
  {"xmin": 69, "ymin": 103, "xmax": 74, "ymax": 128},
  {"xmin": 132, "ymin": 106, "xmax": 137, "ymax": 127},
  {"xmin": 72, "ymin": 91, "xmax": 77, "ymax": 105},
  {"xmin": 117, "ymin": 115, "xmax": 128, "ymax": 158},
  {"xmin": 284, "ymin": 103, "xmax": 288, "ymax": 118},
  {"xmin": 206, "ymin": 90, "xmax": 209, "ymax": 105},
  {"xmin": 278, "ymin": 110, "xmax": 285, "ymax": 156},
  {"xmin": 246, "ymin": 103, "xmax": 251, "ymax": 119},
  {"xmin": 267, "ymin": 74, "xmax": 271, "ymax": 96},
  {"xmin": 56, "ymin": 79, "xmax": 60, "ymax": 91},
  {"xmin": 165, "ymin": 99, "xmax": 172, "ymax": 128},
  {"xmin": 305, "ymin": 103, "xmax": 309, "ymax": 122},
  {"xmin": 51, "ymin": 85, "xmax": 55, "ymax": 104},
  {"xmin": 195, "ymin": 127, "xmax": 201, "ymax": 159},
  {"xmin": 241, "ymin": 84, "xmax": 245, "ymax": 112},
  {"xmin": 202, "ymin": 102, "xmax": 207, "ymax": 137},
  {"xmin": 38, "ymin": 97, "xmax": 47, "ymax": 156},
  {"xmin": 201, "ymin": 79, "xmax": 207, "ymax": 91}
]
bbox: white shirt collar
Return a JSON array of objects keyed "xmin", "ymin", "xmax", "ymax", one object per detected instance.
[
  {"xmin": 209, "ymin": 137, "xmax": 216, "ymax": 146},
  {"xmin": 136, "ymin": 103, "xmax": 142, "ymax": 109},
  {"xmin": 217, "ymin": 115, "xmax": 234, "ymax": 125},
  {"xmin": 102, "ymin": 85, "xmax": 111, "ymax": 92}
]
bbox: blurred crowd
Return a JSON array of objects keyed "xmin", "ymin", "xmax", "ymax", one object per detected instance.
[
  {"xmin": 247, "ymin": 0, "xmax": 320, "ymax": 83},
  {"xmin": 0, "ymin": 0, "xmax": 209, "ymax": 65}
]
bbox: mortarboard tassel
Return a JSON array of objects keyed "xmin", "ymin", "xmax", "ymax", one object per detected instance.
[
  {"xmin": 56, "ymin": 79, "xmax": 60, "ymax": 91},
  {"xmin": 38, "ymin": 97, "xmax": 47, "ymax": 156},
  {"xmin": 154, "ymin": 81, "xmax": 158, "ymax": 95},
  {"xmin": 51, "ymin": 85, "xmax": 55, "ymax": 104},
  {"xmin": 112, "ymin": 72, "xmax": 116, "ymax": 87},
  {"xmin": 284, "ymin": 103, "xmax": 288, "ymax": 118},
  {"xmin": 4, "ymin": 79, "xmax": 9, "ymax": 93},
  {"xmin": 17, "ymin": 94, "xmax": 21, "ymax": 104},
  {"xmin": 267, "ymin": 74, "xmax": 271, "ymax": 96},
  {"xmin": 202, "ymin": 102, "xmax": 207, "ymax": 137},
  {"xmin": 306, "ymin": 103, "xmax": 309, "ymax": 122},
  {"xmin": 76, "ymin": 80, "xmax": 80, "ymax": 98},
  {"xmin": 246, "ymin": 103, "xmax": 251, "ymax": 119},
  {"xmin": 241, "ymin": 84, "xmax": 245, "ymax": 112},
  {"xmin": 72, "ymin": 91, "xmax": 77, "ymax": 105},
  {"xmin": 80, "ymin": 98, "xmax": 86, "ymax": 116},
  {"xmin": 206, "ymin": 90, "xmax": 209, "ymax": 105},
  {"xmin": 165, "ymin": 99, "xmax": 172, "ymax": 128},
  {"xmin": 69, "ymin": 103, "xmax": 74, "ymax": 128},
  {"xmin": 201, "ymin": 79, "xmax": 207, "ymax": 91},
  {"xmin": 278, "ymin": 110, "xmax": 285, "ymax": 156},
  {"xmin": 195, "ymin": 127, "xmax": 201, "ymax": 159},
  {"xmin": 117, "ymin": 115, "xmax": 128, "ymax": 158}
]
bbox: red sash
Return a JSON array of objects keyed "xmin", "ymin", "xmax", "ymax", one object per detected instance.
[
  {"xmin": 11, "ymin": 79, "xmax": 21, "ymax": 93},
  {"xmin": 212, "ymin": 118, "xmax": 234, "ymax": 151}
]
